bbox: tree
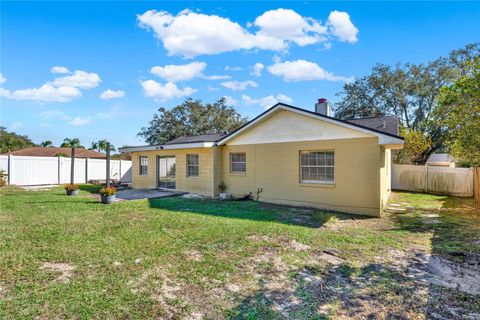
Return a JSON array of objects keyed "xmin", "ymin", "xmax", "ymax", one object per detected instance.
[
  {"xmin": 0, "ymin": 127, "xmax": 35, "ymax": 153},
  {"xmin": 97, "ymin": 139, "xmax": 116, "ymax": 152},
  {"xmin": 89, "ymin": 141, "xmax": 98, "ymax": 151},
  {"xmin": 89, "ymin": 139, "xmax": 116, "ymax": 152},
  {"xmin": 395, "ymin": 128, "xmax": 433, "ymax": 164},
  {"xmin": 60, "ymin": 138, "xmax": 83, "ymax": 148},
  {"xmin": 139, "ymin": 97, "xmax": 248, "ymax": 145},
  {"xmin": 437, "ymin": 59, "xmax": 480, "ymax": 167},
  {"xmin": 334, "ymin": 43, "xmax": 479, "ymax": 164},
  {"xmin": 40, "ymin": 140, "xmax": 53, "ymax": 147}
]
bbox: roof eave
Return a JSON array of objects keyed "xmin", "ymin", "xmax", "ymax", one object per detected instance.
[{"xmin": 119, "ymin": 142, "xmax": 214, "ymax": 153}]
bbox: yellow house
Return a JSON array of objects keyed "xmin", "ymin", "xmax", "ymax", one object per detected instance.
[{"xmin": 119, "ymin": 102, "xmax": 404, "ymax": 217}]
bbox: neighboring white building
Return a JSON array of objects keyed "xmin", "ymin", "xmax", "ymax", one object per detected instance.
[{"xmin": 426, "ymin": 153, "xmax": 455, "ymax": 167}]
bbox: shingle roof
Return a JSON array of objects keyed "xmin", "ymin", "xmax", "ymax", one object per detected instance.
[
  {"xmin": 165, "ymin": 133, "xmax": 227, "ymax": 145},
  {"xmin": 347, "ymin": 115, "xmax": 399, "ymax": 136},
  {"xmin": 3, "ymin": 147, "xmax": 106, "ymax": 158}
]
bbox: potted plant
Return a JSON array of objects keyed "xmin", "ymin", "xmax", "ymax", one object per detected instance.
[
  {"xmin": 64, "ymin": 184, "xmax": 79, "ymax": 196},
  {"xmin": 218, "ymin": 181, "xmax": 231, "ymax": 200},
  {"xmin": 99, "ymin": 186, "xmax": 117, "ymax": 204},
  {"xmin": 0, "ymin": 170, "xmax": 7, "ymax": 188}
]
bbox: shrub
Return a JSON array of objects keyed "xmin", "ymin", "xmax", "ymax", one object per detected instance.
[
  {"xmin": 0, "ymin": 170, "xmax": 7, "ymax": 188},
  {"xmin": 218, "ymin": 181, "xmax": 227, "ymax": 193},
  {"xmin": 64, "ymin": 184, "xmax": 79, "ymax": 191},
  {"xmin": 100, "ymin": 187, "xmax": 117, "ymax": 196}
]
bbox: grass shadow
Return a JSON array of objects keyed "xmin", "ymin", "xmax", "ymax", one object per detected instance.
[
  {"xmin": 228, "ymin": 258, "xmax": 479, "ymax": 319},
  {"xmin": 78, "ymin": 184, "xmax": 102, "ymax": 194},
  {"xmin": 227, "ymin": 262, "xmax": 427, "ymax": 319},
  {"xmin": 390, "ymin": 191, "xmax": 480, "ymax": 263},
  {"xmin": 148, "ymin": 196, "xmax": 368, "ymax": 229}
]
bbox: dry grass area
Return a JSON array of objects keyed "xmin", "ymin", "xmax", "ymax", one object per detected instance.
[{"xmin": 0, "ymin": 185, "xmax": 479, "ymax": 319}]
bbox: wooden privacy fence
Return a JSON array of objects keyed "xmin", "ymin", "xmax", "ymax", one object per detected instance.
[
  {"xmin": 392, "ymin": 164, "xmax": 473, "ymax": 197},
  {"xmin": 474, "ymin": 167, "xmax": 480, "ymax": 208},
  {"xmin": 0, "ymin": 155, "xmax": 132, "ymax": 186}
]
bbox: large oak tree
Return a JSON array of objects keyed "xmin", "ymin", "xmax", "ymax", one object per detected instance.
[
  {"xmin": 334, "ymin": 43, "xmax": 479, "ymax": 164},
  {"xmin": 139, "ymin": 97, "xmax": 248, "ymax": 145}
]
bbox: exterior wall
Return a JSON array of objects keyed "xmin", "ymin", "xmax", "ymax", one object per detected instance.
[
  {"xmin": 221, "ymin": 137, "xmax": 383, "ymax": 217},
  {"xmin": 212, "ymin": 147, "xmax": 223, "ymax": 197},
  {"xmin": 380, "ymin": 148, "xmax": 392, "ymax": 210},
  {"xmin": 130, "ymin": 147, "xmax": 216, "ymax": 196},
  {"xmin": 227, "ymin": 109, "xmax": 371, "ymax": 146},
  {"xmin": 129, "ymin": 139, "xmax": 387, "ymax": 216}
]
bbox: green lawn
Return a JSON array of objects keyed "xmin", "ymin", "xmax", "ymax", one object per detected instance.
[{"xmin": 0, "ymin": 186, "xmax": 479, "ymax": 319}]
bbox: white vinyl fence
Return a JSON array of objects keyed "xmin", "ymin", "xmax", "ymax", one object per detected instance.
[
  {"xmin": 0, "ymin": 155, "xmax": 132, "ymax": 186},
  {"xmin": 392, "ymin": 164, "xmax": 473, "ymax": 197}
]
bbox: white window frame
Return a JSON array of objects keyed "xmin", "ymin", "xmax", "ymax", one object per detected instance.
[
  {"xmin": 299, "ymin": 150, "xmax": 335, "ymax": 184},
  {"xmin": 139, "ymin": 156, "xmax": 148, "ymax": 176},
  {"xmin": 186, "ymin": 154, "xmax": 199, "ymax": 177},
  {"xmin": 230, "ymin": 152, "xmax": 246, "ymax": 174}
]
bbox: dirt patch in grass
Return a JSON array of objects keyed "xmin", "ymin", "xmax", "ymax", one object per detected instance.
[
  {"xmin": 184, "ymin": 250, "xmax": 203, "ymax": 261},
  {"xmin": 40, "ymin": 262, "xmax": 75, "ymax": 283}
]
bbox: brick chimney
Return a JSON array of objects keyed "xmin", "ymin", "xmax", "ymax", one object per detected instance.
[{"xmin": 315, "ymin": 98, "xmax": 332, "ymax": 116}]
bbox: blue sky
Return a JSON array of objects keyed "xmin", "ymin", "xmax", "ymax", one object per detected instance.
[{"xmin": 1, "ymin": 1, "xmax": 479, "ymax": 149}]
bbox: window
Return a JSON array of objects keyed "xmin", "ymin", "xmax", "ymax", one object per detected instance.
[
  {"xmin": 186, "ymin": 154, "xmax": 199, "ymax": 177},
  {"xmin": 230, "ymin": 153, "xmax": 246, "ymax": 174},
  {"xmin": 139, "ymin": 156, "xmax": 148, "ymax": 175},
  {"xmin": 300, "ymin": 151, "xmax": 334, "ymax": 183}
]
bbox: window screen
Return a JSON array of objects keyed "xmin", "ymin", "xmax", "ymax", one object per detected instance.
[
  {"xmin": 300, "ymin": 151, "xmax": 334, "ymax": 183},
  {"xmin": 139, "ymin": 156, "xmax": 148, "ymax": 175},
  {"xmin": 230, "ymin": 153, "xmax": 246, "ymax": 173},
  {"xmin": 187, "ymin": 154, "xmax": 199, "ymax": 177}
]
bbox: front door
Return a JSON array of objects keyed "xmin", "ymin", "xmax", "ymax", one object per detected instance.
[{"xmin": 157, "ymin": 156, "xmax": 176, "ymax": 189}]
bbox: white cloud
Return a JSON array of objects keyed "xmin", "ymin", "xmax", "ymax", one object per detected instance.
[
  {"xmin": 253, "ymin": 8, "xmax": 327, "ymax": 47},
  {"xmin": 141, "ymin": 80, "xmax": 197, "ymax": 101},
  {"xmin": 50, "ymin": 66, "xmax": 69, "ymax": 74},
  {"xmin": 39, "ymin": 110, "xmax": 71, "ymax": 120},
  {"xmin": 221, "ymin": 80, "xmax": 258, "ymax": 91},
  {"xmin": 250, "ymin": 63, "xmax": 265, "ymax": 77},
  {"xmin": 69, "ymin": 116, "xmax": 91, "ymax": 126},
  {"xmin": 138, "ymin": 9, "xmax": 357, "ymax": 57},
  {"xmin": 327, "ymin": 11, "xmax": 358, "ymax": 43},
  {"xmin": 39, "ymin": 123, "xmax": 52, "ymax": 128},
  {"xmin": 267, "ymin": 59, "xmax": 352, "ymax": 82},
  {"xmin": 100, "ymin": 89, "xmax": 125, "ymax": 100},
  {"xmin": 242, "ymin": 93, "xmax": 292, "ymax": 109},
  {"xmin": 0, "ymin": 73, "xmax": 6, "ymax": 85},
  {"xmin": 0, "ymin": 68, "xmax": 100, "ymax": 103},
  {"xmin": 50, "ymin": 70, "xmax": 101, "ymax": 89},
  {"xmin": 150, "ymin": 62, "xmax": 206, "ymax": 82},
  {"xmin": 201, "ymin": 74, "xmax": 231, "ymax": 80},
  {"xmin": 0, "ymin": 85, "xmax": 82, "ymax": 102},
  {"xmin": 222, "ymin": 95, "xmax": 237, "ymax": 105},
  {"xmin": 225, "ymin": 66, "xmax": 243, "ymax": 71},
  {"xmin": 8, "ymin": 122, "xmax": 23, "ymax": 131}
]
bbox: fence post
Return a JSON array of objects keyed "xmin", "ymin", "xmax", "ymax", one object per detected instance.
[
  {"xmin": 7, "ymin": 155, "xmax": 12, "ymax": 185},
  {"xmin": 85, "ymin": 158, "xmax": 89, "ymax": 183},
  {"xmin": 475, "ymin": 167, "xmax": 480, "ymax": 208},
  {"xmin": 425, "ymin": 165, "xmax": 428, "ymax": 193},
  {"xmin": 119, "ymin": 160, "xmax": 122, "ymax": 183},
  {"xmin": 106, "ymin": 143, "xmax": 111, "ymax": 188},
  {"xmin": 57, "ymin": 156, "xmax": 61, "ymax": 185}
]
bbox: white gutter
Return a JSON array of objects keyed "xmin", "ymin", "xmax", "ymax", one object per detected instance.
[{"xmin": 119, "ymin": 142, "xmax": 214, "ymax": 153}]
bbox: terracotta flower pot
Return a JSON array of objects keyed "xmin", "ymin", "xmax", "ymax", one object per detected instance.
[{"xmin": 101, "ymin": 195, "xmax": 115, "ymax": 204}]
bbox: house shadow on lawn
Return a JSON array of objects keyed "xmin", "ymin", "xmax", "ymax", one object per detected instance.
[
  {"xmin": 390, "ymin": 191, "xmax": 480, "ymax": 264},
  {"xmin": 148, "ymin": 196, "xmax": 369, "ymax": 229},
  {"xmin": 227, "ymin": 262, "xmax": 430, "ymax": 320}
]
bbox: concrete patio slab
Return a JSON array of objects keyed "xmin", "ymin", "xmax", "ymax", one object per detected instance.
[{"xmin": 115, "ymin": 189, "xmax": 184, "ymax": 200}]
